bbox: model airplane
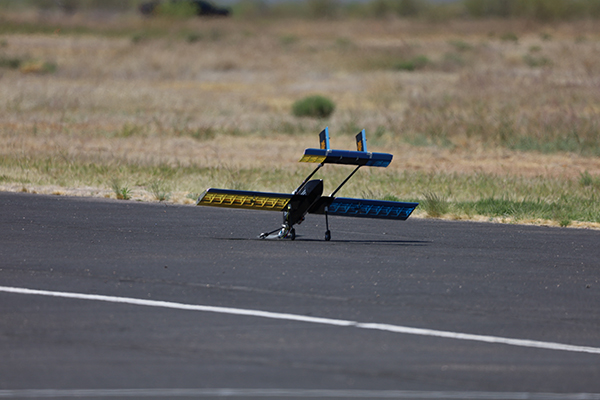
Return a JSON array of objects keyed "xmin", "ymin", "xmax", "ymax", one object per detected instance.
[{"xmin": 197, "ymin": 127, "xmax": 418, "ymax": 241}]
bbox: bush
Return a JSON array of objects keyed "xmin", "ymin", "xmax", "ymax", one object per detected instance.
[
  {"xmin": 292, "ymin": 95, "xmax": 336, "ymax": 119},
  {"xmin": 394, "ymin": 55, "xmax": 429, "ymax": 71},
  {"xmin": 0, "ymin": 56, "xmax": 22, "ymax": 69},
  {"xmin": 307, "ymin": 0, "xmax": 340, "ymax": 18},
  {"xmin": 156, "ymin": 1, "xmax": 198, "ymax": 18}
]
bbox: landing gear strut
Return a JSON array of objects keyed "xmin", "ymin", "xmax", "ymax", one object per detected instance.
[
  {"xmin": 324, "ymin": 207, "xmax": 331, "ymax": 241},
  {"xmin": 259, "ymin": 225, "xmax": 295, "ymax": 240}
]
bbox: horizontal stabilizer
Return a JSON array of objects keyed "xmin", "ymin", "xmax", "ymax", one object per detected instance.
[
  {"xmin": 310, "ymin": 197, "xmax": 418, "ymax": 220},
  {"xmin": 197, "ymin": 188, "xmax": 293, "ymax": 211},
  {"xmin": 299, "ymin": 148, "xmax": 392, "ymax": 167}
]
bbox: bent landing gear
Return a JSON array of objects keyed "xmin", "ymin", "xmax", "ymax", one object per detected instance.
[
  {"xmin": 259, "ymin": 221, "xmax": 296, "ymax": 241},
  {"xmin": 260, "ymin": 208, "xmax": 294, "ymax": 240}
]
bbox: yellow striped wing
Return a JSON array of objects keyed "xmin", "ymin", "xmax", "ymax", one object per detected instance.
[{"xmin": 197, "ymin": 188, "xmax": 292, "ymax": 211}]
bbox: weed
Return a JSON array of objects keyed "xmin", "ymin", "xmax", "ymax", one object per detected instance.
[
  {"xmin": 335, "ymin": 37, "xmax": 355, "ymax": 50},
  {"xmin": 529, "ymin": 45, "xmax": 542, "ymax": 53},
  {"xmin": 147, "ymin": 180, "xmax": 170, "ymax": 202},
  {"xmin": 19, "ymin": 60, "xmax": 57, "ymax": 74},
  {"xmin": 523, "ymin": 54, "xmax": 552, "ymax": 68},
  {"xmin": 441, "ymin": 52, "xmax": 465, "ymax": 70},
  {"xmin": 280, "ymin": 34, "xmax": 299, "ymax": 47},
  {"xmin": 186, "ymin": 32, "xmax": 203, "ymax": 43},
  {"xmin": 110, "ymin": 178, "xmax": 131, "ymax": 200},
  {"xmin": 559, "ymin": 218, "xmax": 572, "ymax": 227},
  {"xmin": 579, "ymin": 171, "xmax": 600, "ymax": 189},
  {"xmin": 422, "ymin": 191, "xmax": 449, "ymax": 218},
  {"xmin": 116, "ymin": 123, "xmax": 143, "ymax": 138},
  {"xmin": 500, "ymin": 32, "xmax": 519, "ymax": 42},
  {"xmin": 292, "ymin": 95, "xmax": 336, "ymax": 119},
  {"xmin": 448, "ymin": 39, "xmax": 473, "ymax": 52},
  {"xmin": 393, "ymin": 55, "xmax": 429, "ymax": 71},
  {"xmin": 276, "ymin": 121, "xmax": 307, "ymax": 135},
  {"xmin": 131, "ymin": 33, "xmax": 148, "ymax": 44},
  {"xmin": 208, "ymin": 29, "xmax": 225, "ymax": 42},
  {"xmin": 580, "ymin": 171, "xmax": 594, "ymax": 187}
]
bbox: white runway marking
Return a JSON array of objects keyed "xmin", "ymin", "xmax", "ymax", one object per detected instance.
[
  {"xmin": 1, "ymin": 286, "xmax": 600, "ymax": 355},
  {"xmin": 0, "ymin": 389, "xmax": 599, "ymax": 399}
]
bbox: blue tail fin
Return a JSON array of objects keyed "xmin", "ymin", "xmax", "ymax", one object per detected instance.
[
  {"xmin": 319, "ymin": 127, "xmax": 330, "ymax": 150},
  {"xmin": 355, "ymin": 129, "xmax": 367, "ymax": 152}
]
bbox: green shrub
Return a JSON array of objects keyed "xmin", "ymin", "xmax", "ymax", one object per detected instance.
[
  {"xmin": 0, "ymin": 56, "xmax": 21, "ymax": 69},
  {"xmin": 523, "ymin": 54, "xmax": 552, "ymax": 68},
  {"xmin": 448, "ymin": 39, "xmax": 473, "ymax": 52},
  {"xmin": 394, "ymin": 55, "xmax": 429, "ymax": 71},
  {"xmin": 500, "ymin": 32, "xmax": 519, "ymax": 42},
  {"xmin": 156, "ymin": 1, "xmax": 198, "ymax": 18},
  {"xmin": 396, "ymin": 0, "xmax": 421, "ymax": 16},
  {"xmin": 19, "ymin": 60, "xmax": 57, "ymax": 74},
  {"xmin": 131, "ymin": 32, "xmax": 148, "ymax": 44},
  {"xmin": 186, "ymin": 32, "xmax": 203, "ymax": 43},
  {"xmin": 292, "ymin": 95, "xmax": 336, "ymax": 119},
  {"xmin": 307, "ymin": 0, "xmax": 340, "ymax": 18}
]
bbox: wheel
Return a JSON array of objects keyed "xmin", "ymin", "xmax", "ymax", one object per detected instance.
[
  {"xmin": 290, "ymin": 228, "xmax": 296, "ymax": 241},
  {"xmin": 259, "ymin": 233, "xmax": 267, "ymax": 239},
  {"xmin": 325, "ymin": 230, "xmax": 331, "ymax": 241}
]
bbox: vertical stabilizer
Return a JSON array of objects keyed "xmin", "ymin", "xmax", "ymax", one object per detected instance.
[
  {"xmin": 319, "ymin": 127, "xmax": 330, "ymax": 150},
  {"xmin": 356, "ymin": 129, "xmax": 367, "ymax": 152}
]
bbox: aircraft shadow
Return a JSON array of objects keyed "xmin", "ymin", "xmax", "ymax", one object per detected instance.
[{"xmin": 217, "ymin": 237, "xmax": 430, "ymax": 246}]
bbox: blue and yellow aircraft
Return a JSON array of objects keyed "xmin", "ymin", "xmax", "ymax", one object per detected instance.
[{"xmin": 197, "ymin": 128, "xmax": 418, "ymax": 241}]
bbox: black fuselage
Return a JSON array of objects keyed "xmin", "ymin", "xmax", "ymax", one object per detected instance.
[{"xmin": 286, "ymin": 179, "xmax": 323, "ymax": 227}]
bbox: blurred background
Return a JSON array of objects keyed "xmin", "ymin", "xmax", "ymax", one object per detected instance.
[
  {"xmin": 1, "ymin": 0, "xmax": 600, "ymax": 20},
  {"xmin": 1, "ymin": 0, "xmax": 599, "ymax": 226}
]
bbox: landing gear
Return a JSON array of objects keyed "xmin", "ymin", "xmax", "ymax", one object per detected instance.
[
  {"xmin": 324, "ymin": 207, "xmax": 331, "ymax": 241},
  {"xmin": 259, "ymin": 224, "xmax": 295, "ymax": 240},
  {"xmin": 259, "ymin": 227, "xmax": 280, "ymax": 239},
  {"xmin": 260, "ymin": 211, "xmax": 297, "ymax": 240}
]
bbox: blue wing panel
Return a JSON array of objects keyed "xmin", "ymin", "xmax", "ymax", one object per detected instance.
[{"xmin": 324, "ymin": 197, "xmax": 418, "ymax": 220}]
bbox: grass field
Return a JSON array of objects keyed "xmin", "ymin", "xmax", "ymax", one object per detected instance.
[{"xmin": 1, "ymin": 8, "xmax": 599, "ymax": 228}]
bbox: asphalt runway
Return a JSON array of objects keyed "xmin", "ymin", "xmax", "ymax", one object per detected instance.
[{"xmin": 1, "ymin": 191, "xmax": 600, "ymax": 399}]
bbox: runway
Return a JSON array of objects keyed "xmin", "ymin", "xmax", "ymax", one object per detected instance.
[{"xmin": 1, "ymin": 192, "xmax": 599, "ymax": 397}]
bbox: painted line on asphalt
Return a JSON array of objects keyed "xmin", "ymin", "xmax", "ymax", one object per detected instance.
[
  {"xmin": 0, "ymin": 389, "xmax": 600, "ymax": 399},
  {"xmin": 2, "ymin": 285, "xmax": 600, "ymax": 355}
]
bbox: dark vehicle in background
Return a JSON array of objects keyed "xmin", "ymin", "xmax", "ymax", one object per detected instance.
[{"xmin": 139, "ymin": 0, "xmax": 230, "ymax": 17}]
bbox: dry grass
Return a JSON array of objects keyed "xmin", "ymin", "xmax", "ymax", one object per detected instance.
[{"xmin": 1, "ymin": 13, "xmax": 600, "ymax": 227}]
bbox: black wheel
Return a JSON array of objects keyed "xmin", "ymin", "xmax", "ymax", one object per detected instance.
[
  {"xmin": 325, "ymin": 230, "xmax": 331, "ymax": 241},
  {"xmin": 290, "ymin": 228, "xmax": 296, "ymax": 241}
]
